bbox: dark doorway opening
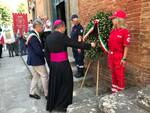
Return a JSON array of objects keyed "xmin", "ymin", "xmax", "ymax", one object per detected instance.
[
  {"xmin": 32, "ymin": 8, "xmax": 36, "ymax": 20},
  {"xmin": 56, "ymin": 1, "xmax": 67, "ymax": 33}
]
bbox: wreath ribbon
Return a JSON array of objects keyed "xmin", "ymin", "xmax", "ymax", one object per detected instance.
[{"xmin": 83, "ymin": 19, "xmax": 109, "ymax": 53}]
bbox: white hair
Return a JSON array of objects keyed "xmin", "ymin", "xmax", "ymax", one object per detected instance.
[
  {"xmin": 33, "ymin": 19, "xmax": 43, "ymax": 28},
  {"xmin": 113, "ymin": 18, "xmax": 127, "ymax": 29}
]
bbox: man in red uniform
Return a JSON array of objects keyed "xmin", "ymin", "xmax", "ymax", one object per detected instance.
[{"xmin": 108, "ymin": 10, "xmax": 131, "ymax": 93}]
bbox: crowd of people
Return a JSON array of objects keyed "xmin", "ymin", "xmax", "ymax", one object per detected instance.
[
  {"xmin": 0, "ymin": 16, "xmax": 52, "ymax": 58},
  {"xmin": 0, "ymin": 25, "xmax": 27, "ymax": 57},
  {"xmin": 26, "ymin": 9, "xmax": 130, "ymax": 113},
  {"xmin": 26, "ymin": 14, "xmax": 95, "ymax": 112},
  {"xmin": 0, "ymin": 9, "xmax": 130, "ymax": 113}
]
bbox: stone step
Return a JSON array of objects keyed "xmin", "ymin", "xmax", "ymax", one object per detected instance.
[
  {"xmin": 67, "ymin": 88, "xmax": 149, "ymax": 113},
  {"xmin": 136, "ymin": 85, "xmax": 150, "ymax": 112}
]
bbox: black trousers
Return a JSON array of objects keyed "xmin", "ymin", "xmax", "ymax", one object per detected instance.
[
  {"xmin": 72, "ymin": 48, "xmax": 85, "ymax": 75},
  {"xmin": 20, "ymin": 38, "xmax": 27, "ymax": 55},
  {"xmin": 7, "ymin": 43, "xmax": 14, "ymax": 57},
  {"xmin": 0, "ymin": 44, "xmax": 3, "ymax": 58},
  {"xmin": 14, "ymin": 42, "xmax": 19, "ymax": 56}
]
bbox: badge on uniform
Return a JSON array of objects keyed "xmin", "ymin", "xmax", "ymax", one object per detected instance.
[
  {"xmin": 127, "ymin": 38, "xmax": 130, "ymax": 42},
  {"xmin": 117, "ymin": 35, "xmax": 122, "ymax": 38},
  {"xmin": 80, "ymin": 29, "xmax": 83, "ymax": 33}
]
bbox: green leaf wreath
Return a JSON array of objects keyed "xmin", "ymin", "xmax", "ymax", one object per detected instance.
[{"xmin": 85, "ymin": 12, "xmax": 113, "ymax": 60}]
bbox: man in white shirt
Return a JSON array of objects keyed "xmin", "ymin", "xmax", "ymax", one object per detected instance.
[{"xmin": 4, "ymin": 26, "xmax": 15, "ymax": 57}]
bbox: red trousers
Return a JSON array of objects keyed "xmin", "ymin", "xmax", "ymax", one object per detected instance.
[{"xmin": 108, "ymin": 51, "xmax": 125, "ymax": 93}]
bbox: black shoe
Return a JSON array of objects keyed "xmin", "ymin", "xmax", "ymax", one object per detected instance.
[
  {"xmin": 74, "ymin": 73, "xmax": 84, "ymax": 78},
  {"xmin": 53, "ymin": 108, "xmax": 66, "ymax": 112},
  {"xmin": 45, "ymin": 96, "xmax": 48, "ymax": 100},
  {"xmin": 29, "ymin": 94, "xmax": 41, "ymax": 99}
]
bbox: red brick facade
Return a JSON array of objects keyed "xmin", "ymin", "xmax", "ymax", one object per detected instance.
[
  {"xmin": 28, "ymin": 0, "xmax": 150, "ymax": 86},
  {"xmin": 140, "ymin": 0, "xmax": 150, "ymax": 84},
  {"xmin": 78, "ymin": 0, "xmax": 150, "ymax": 86}
]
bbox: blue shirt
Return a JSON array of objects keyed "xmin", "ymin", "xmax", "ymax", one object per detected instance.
[{"xmin": 70, "ymin": 24, "xmax": 84, "ymax": 41}]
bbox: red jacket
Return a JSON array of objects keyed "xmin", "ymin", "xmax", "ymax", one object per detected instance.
[
  {"xmin": 108, "ymin": 28, "xmax": 130, "ymax": 52},
  {"xmin": 0, "ymin": 34, "xmax": 4, "ymax": 45}
]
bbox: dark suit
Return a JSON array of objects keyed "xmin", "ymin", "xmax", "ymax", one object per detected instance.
[
  {"xmin": 27, "ymin": 30, "xmax": 45, "ymax": 66},
  {"xmin": 27, "ymin": 30, "xmax": 48, "ymax": 96}
]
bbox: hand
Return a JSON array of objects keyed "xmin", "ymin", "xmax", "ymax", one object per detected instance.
[
  {"xmin": 82, "ymin": 39, "xmax": 84, "ymax": 42},
  {"xmin": 91, "ymin": 42, "xmax": 96, "ymax": 48},
  {"xmin": 78, "ymin": 49, "xmax": 81, "ymax": 53},
  {"xmin": 78, "ymin": 36, "xmax": 82, "ymax": 42},
  {"xmin": 120, "ymin": 59, "xmax": 126, "ymax": 66},
  {"xmin": 83, "ymin": 38, "xmax": 85, "ymax": 42}
]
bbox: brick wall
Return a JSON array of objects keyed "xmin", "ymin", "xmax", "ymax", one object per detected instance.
[
  {"xmin": 78, "ymin": 0, "xmax": 150, "ymax": 86},
  {"xmin": 140, "ymin": 0, "xmax": 150, "ymax": 84}
]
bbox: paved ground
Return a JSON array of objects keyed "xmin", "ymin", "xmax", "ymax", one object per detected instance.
[
  {"xmin": 0, "ymin": 52, "xmax": 49, "ymax": 113},
  {"xmin": 0, "ymin": 51, "xmax": 95, "ymax": 113},
  {"xmin": 1, "ymin": 51, "xmax": 148, "ymax": 113}
]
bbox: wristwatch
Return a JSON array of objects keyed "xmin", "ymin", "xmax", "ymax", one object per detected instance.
[{"xmin": 122, "ymin": 57, "xmax": 127, "ymax": 61}]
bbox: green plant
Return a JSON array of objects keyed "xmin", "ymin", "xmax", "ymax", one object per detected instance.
[
  {"xmin": 0, "ymin": 5, "xmax": 11, "ymax": 24},
  {"xmin": 17, "ymin": 3, "xmax": 26, "ymax": 13}
]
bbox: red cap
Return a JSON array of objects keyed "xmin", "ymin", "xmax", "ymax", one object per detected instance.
[{"xmin": 109, "ymin": 10, "xmax": 127, "ymax": 19}]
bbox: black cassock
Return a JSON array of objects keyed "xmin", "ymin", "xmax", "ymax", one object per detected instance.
[{"xmin": 45, "ymin": 31, "xmax": 91, "ymax": 112}]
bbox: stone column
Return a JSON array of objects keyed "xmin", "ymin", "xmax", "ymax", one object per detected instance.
[{"xmin": 65, "ymin": 0, "xmax": 79, "ymax": 35}]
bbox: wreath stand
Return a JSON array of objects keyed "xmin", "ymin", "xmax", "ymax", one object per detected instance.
[
  {"xmin": 80, "ymin": 57, "xmax": 100, "ymax": 96},
  {"xmin": 80, "ymin": 20, "xmax": 102, "ymax": 96},
  {"xmin": 80, "ymin": 12, "xmax": 112, "ymax": 96}
]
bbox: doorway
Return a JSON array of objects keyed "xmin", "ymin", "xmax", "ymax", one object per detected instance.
[{"xmin": 56, "ymin": 1, "xmax": 67, "ymax": 33}]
